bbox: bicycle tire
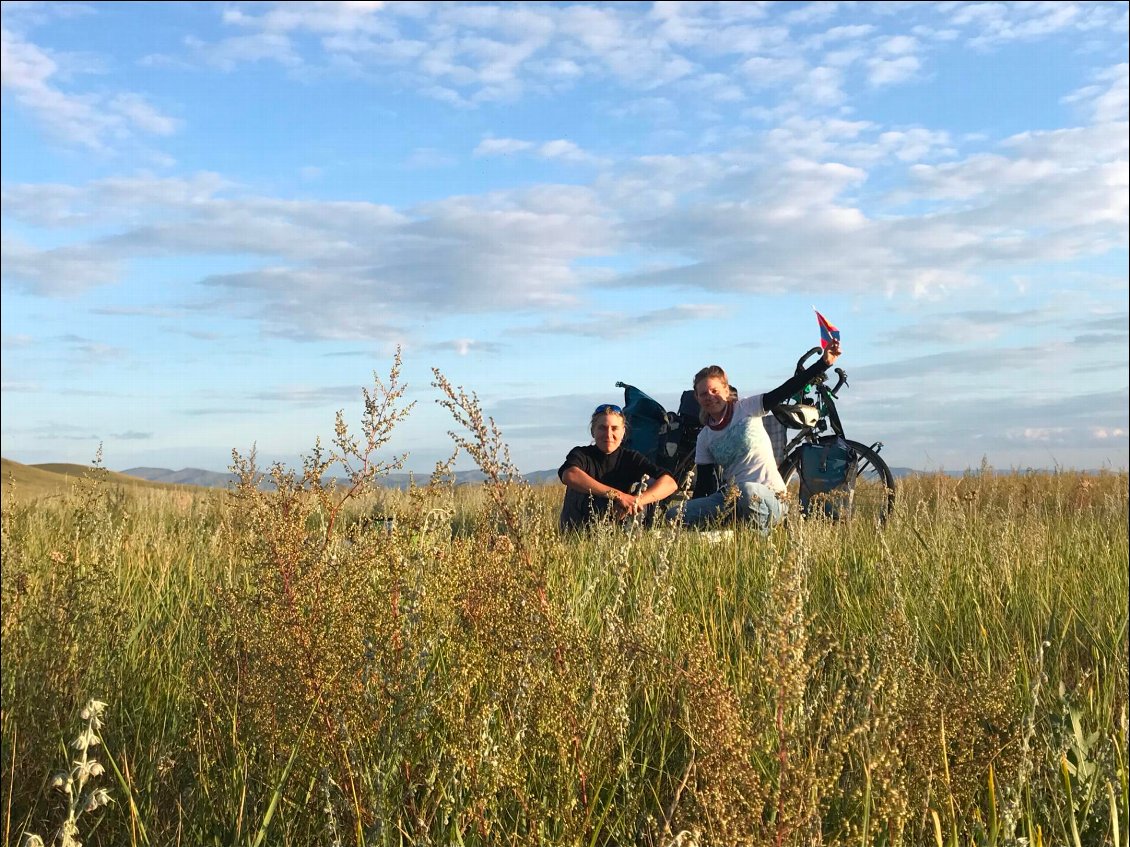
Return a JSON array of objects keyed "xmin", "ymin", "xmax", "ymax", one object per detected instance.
[{"xmin": 778, "ymin": 437, "xmax": 896, "ymax": 524}]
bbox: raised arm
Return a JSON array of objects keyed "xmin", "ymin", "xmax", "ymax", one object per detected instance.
[{"xmin": 763, "ymin": 341, "xmax": 842, "ymax": 409}]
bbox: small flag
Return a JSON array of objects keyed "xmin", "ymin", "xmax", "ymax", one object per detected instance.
[{"xmin": 814, "ymin": 308, "xmax": 840, "ymax": 349}]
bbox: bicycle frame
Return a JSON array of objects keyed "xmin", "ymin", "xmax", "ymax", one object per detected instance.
[
  {"xmin": 780, "ymin": 346, "xmax": 851, "ymax": 456},
  {"xmin": 776, "ymin": 347, "xmax": 896, "ymax": 523}
]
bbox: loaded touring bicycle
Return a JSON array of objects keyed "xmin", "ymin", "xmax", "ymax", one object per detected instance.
[{"xmin": 617, "ymin": 347, "xmax": 895, "ymax": 525}]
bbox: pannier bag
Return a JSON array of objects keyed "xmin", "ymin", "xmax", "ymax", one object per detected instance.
[
  {"xmin": 621, "ymin": 384, "xmax": 667, "ymax": 462},
  {"xmin": 798, "ymin": 436, "xmax": 858, "ymax": 519},
  {"xmin": 621, "ymin": 383, "xmax": 703, "ymax": 478}
]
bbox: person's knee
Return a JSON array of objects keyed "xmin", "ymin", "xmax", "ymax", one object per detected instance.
[
  {"xmin": 735, "ymin": 483, "xmax": 785, "ymax": 531},
  {"xmin": 737, "ymin": 484, "xmax": 766, "ymax": 510}
]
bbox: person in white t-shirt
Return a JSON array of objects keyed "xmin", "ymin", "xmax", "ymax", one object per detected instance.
[{"xmin": 666, "ymin": 340, "xmax": 842, "ymax": 531}]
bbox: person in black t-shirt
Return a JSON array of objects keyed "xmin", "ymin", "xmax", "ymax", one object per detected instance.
[{"xmin": 558, "ymin": 403, "xmax": 678, "ymax": 532}]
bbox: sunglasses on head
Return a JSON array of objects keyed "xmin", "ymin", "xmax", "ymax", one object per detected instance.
[{"xmin": 593, "ymin": 403, "xmax": 623, "ymax": 415}]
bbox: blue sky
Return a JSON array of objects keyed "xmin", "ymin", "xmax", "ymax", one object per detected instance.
[{"xmin": 2, "ymin": 0, "xmax": 1127, "ymax": 476}]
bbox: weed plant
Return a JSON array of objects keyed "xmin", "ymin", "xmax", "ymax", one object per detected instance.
[{"xmin": 2, "ymin": 361, "xmax": 1126, "ymax": 846}]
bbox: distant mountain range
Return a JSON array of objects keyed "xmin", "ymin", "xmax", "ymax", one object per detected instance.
[{"xmin": 121, "ymin": 466, "xmax": 562, "ymax": 489}]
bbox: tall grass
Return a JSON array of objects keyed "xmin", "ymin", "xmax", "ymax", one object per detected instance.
[{"xmin": 2, "ymin": 367, "xmax": 1126, "ymax": 846}]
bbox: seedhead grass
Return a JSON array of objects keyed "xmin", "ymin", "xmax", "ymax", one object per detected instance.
[{"xmin": 2, "ymin": 360, "xmax": 1126, "ymax": 846}]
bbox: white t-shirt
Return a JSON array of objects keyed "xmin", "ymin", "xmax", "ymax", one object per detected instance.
[{"xmin": 694, "ymin": 394, "xmax": 786, "ymax": 493}]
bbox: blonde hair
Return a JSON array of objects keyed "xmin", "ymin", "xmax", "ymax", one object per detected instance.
[{"xmin": 692, "ymin": 365, "xmax": 739, "ymax": 425}]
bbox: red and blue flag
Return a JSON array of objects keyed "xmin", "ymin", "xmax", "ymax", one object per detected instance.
[{"xmin": 814, "ymin": 309, "xmax": 840, "ymax": 349}]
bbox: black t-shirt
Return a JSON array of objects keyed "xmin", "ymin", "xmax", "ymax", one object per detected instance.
[{"xmin": 557, "ymin": 445, "xmax": 667, "ymax": 531}]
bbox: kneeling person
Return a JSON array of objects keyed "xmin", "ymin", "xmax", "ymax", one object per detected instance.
[{"xmin": 559, "ymin": 403, "xmax": 678, "ymax": 532}]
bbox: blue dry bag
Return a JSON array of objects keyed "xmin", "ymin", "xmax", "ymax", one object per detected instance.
[{"xmin": 798, "ymin": 437, "xmax": 858, "ymax": 519}]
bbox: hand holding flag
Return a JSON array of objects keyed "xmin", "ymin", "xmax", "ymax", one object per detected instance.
[{"xmin": 814, "ymin": 308, "xmax": 840, "ymax": 350}]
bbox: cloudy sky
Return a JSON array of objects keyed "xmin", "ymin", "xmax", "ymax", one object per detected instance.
[{"xmin": 2, "ymin": 0, "xmax": 1127, "ymax": 477}]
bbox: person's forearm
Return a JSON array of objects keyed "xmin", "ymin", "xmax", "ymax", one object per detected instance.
[
  {"xmin": 561, "ymin": 467, "xmax": 619, "ymax": 497},
  {"xmin": 638, "ymin": 475, "xmax": 678, "ymax": 505},
  {"xmin": 763, "ymin": 359, "xmax": 829, "ymax": 409}
]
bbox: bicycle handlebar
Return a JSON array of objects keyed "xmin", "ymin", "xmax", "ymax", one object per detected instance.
[
  {"xmin": 830, "ymin": 367, "xmax": 848, "ymax": 397},
  {"xmin": 794, "ymin": 348, "xmax": 848, "ymax": 395},
  {"xmin": 795, "ymin": 346, "xmax": 824, "ymax": 375}
]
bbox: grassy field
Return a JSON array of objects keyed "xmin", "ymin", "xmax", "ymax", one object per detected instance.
[{"xmin": 2, "ymin": 377, "xmax": 1127, "ymax": 846}]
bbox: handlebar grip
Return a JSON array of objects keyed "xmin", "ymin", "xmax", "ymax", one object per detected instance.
[
  {"xmin": 795, "ymin": 346, "xmax": 823, "ymax": 375},
  {"xmin": 830, "ymin": 367, "xmax": 848, "ymax": 396}
]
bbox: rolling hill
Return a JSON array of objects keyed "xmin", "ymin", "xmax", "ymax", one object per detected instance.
[{"xmin": 1, "ymin": 458, "xmax": 199, "ymax": 503}]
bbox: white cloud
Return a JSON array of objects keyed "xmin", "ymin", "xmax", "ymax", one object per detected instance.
[
  {"xmin": 222, "ymin": 2, "xmax": 390, "ymax": 35},
  {"xmin": 209, "ymin": 2, "xmax": 559, "ymax": 102},
  {"xmin": 524, "ymin": 55, "xmax": 584, "ymax": 83},
  {"xmin": 474, "ymin": 137, "xmax": 534, "ymax": 156},
  {"xmin": 537, "ymin": 139, "xmax": 599, "ymax": 163},
  {"xmin": 426, "ymin": 338, "xmax": 505, "ymax": 356},
  {"xmin": 3, "ymin": 43, "xmax": 1126, "ymax": 341},
  {"xmin": 802, "ymin": 24, "xmax": 876, "ymax": 50},
  {"xmin": 877, "ymin": 34, "xmax": 918, "ymax": 55},
  {"xmin": 67, "ymin": 339, "xmax": 127, "ymax": 361},
  {"xmin": 739, "ymin": 54, "xmax": 807, "ymax": 88},
  {"xmin": 473, "ymin": 136, "xmax": 601, "ymax": 164},
  {"xmin": 1092, "ymin": 426, "xmax": 1127, "ymax": 439},
  {"xmin": 599, "ymin": 124, "xmax": 1125, "ymax": 300},
  {"xmin": 107, "ymin": 93, "xmax": 180, "ymax": 135},
  {"xmin": 1, "ymin": 236, "xmax": 123, "ymax": 296},
  {"xmin": 867, "ymin": 54, "xmax": 920, "ymax": 86},
  {"xmin": 677, "ymin": 71, "xmax": 746, "ymax": 103},
  {"xmin": 526, "ymin": 303, "xmax": 728, "ymax": 339},
  {"xmin": 876, "ymin": 128, "xmax": 954, "ymax": 163},
  {"xmin": 1062, "ymin": 63, "xmax": 1129, "ymax": 124},
  {"xmin": 902, "ymin": 125, "xmax": 1129, "ymax": 240},
  {"xmin": 249, "ymin": 384, "xmax": 364, "ymax": 406},
  {"xmin": 945, "ymin": 1, "xmax": 1125, "ymax": 49},
  {"xmin": 109, "ymin": 430, "xmax": 152, "ymax": 441},
  {"xmin": 184, "ymin": 31, "xmax": 301, "ymax": 71},
  {"xmin": 50, "ymin": 0, "xmax": 1121, "ymax": 135},
  {"xmin": 782, "ymin": 2, "xmax": 841, "ymax": 27},
  {"xmin": 1, "ymin": 334, "xmax": 34, "ymax": 349},
  {"xmin": 1, "ymin": 26, "xmax": 180, "ymax": 150},
  {"xmin": 1015, "ymin": 427, "xmax": 1068, "ymax": 443},
  {"xmin": 0, "ymin": 381, "xmax": 40, "ymax": 393},
  {"xmin": 3, "ymin": 175, "xmax": 614, "ymax": 338},
  {"xmin": 876, "ymin": 307, "xmax": 1053, "ymax": 345},
  {"xmin": 762, "ymin": 117, "xmax": 953, "ymax": 165},
  {"xmin": 795, "ymin": 65, "xmax": 845, "ymax": 106}
]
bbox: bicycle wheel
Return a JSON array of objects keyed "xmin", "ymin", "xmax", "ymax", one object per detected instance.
[{"xmin": 778, "ymin": 437, "xmax": 896, "ymax": 524}]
